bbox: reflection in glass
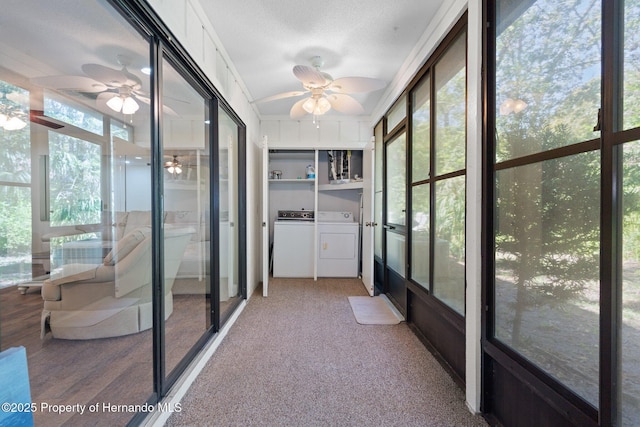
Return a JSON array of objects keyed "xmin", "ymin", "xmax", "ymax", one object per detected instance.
[
  {"xmin": 219, "ymin": 107, "xmax": 241, "ymax": 322},
  {"xmin": 387, "ymin": 95, "xmax": 406, "ymax": 132},
  {"xmin": 494, "ymin": 152, "xmax": 600, "ymax": 405},
  {"xmin": 622, "ymin": 141, "xmax": 640, "ymax": 425},
  {"xmin": 495, "ymin": 0, "xmax": 600, "ymax": 161},
  {"xmin": 386, "ymin": 133, "xmax": 406, "ymax": 226},
  {"xmin": 0, "ymin": 81, "xmax": 32, "ymax": 285},
  {"xmin": 412, "ymin": 76, "xmax": 430, "ymax": 183},
  {"xmin": 386, "ymin": 231, "xmax": 405, "ymax": 277},
  {"xmin": 624, "ymin": 0, "xmax": 640, "ymax": 130},
  {"xmin": 433, "ymin": 176, "xmax": 465, "ymax": 313},
  {"xmin": 0, "ymin": 185, "xmax": 32, "ymax": 286},
  {"xmin": 374, "ymin": 122, "xmax": 383, "ymax": 259},
  {"xmin": 374, "ymin": 191, "xmax": 383, "ymax": 259},
  {"xmin": 375, "ymin": 121, "xmax": 383, "ymax": 192},
  {"xmin": 411, "ymin": 184, "xmax": 430, "ymax": 288},
  {"xmin": 435, "ymin": 33, "xmax": 466, "ymax": 176},
  {"xmin": 162, "ymin": 59, "xmax": 210, "ymax": 377},
  {"xmin": 0, "ymin": 1, "xmax": 155, "ymax": 424},
  {"xmin": 48, "ymin": 132, "xmax": 101, "ymax": 227}
]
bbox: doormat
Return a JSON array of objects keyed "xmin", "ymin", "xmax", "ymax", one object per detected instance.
[{"xmin": 348, "ymin": 295, "xmax": 404, "ymax": 325}]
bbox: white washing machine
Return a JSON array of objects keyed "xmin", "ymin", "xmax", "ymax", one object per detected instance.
[
  {"xmin": 273, "ymin": 220, "xmax": 314, "ymax": 277},
  {"xmin": 317, "ymin": 211, "xmax": 360, "ymax": 277}
]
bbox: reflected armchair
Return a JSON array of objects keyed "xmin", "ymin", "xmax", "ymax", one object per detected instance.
[{"xmin": 41, "ymin": 226, "xmax": 192, "ymax": 340}]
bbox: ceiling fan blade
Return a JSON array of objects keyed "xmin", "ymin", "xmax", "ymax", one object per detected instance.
[
  {"xmin": 290, "ymin": 98, "xmax": 309, "ymax": 119},
  {"xmin": 30, "ymin": 75, "xmax": 108, "ymax": 93},
  {"xmin": 252, "ymin": 90, "xmax": 308, "ymax": 104},
  {"xmin": 293, "ymin": 65, "xmax": 329, "ymax": 87},
  {"xmin": 131, "ymin": 94, "xmax": 179, "ymax": 116},
  {"xmin": 82, "ymin": 63, "xmax": 130, "ymax": 87},
  {"xmin": 133, "ymin": 93, "xmax": 151, "ymax": 104},
  {"xmin": 326, "ymin": 94, "xmax": 365, "ymax": 115},
  {"xmin": 327, "ymin": 77, "xmax": 386, "ymax": 94}
]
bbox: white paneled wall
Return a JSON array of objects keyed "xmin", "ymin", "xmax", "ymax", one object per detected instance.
[{"xmin": 261, "ymin": 118, "xmax": 372, "ymax": 149}]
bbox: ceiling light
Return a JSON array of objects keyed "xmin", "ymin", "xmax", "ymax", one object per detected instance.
[
  {"xmin": 3, "ymin": 116, "xmax": 27, "ymax": 130},
  {"xmin": 164, "ymin": 155, "xmax": 183, "ymax": 175},
  {"xmin": 499, "ymin": 98, "xmax": 527, "ymax": 115},
  {"xmin": 302, "ymin": 98, "xmax": 317, "ymax": 114},
  {"xmin": 106, "ymin": 95, "xmax": 124, "ymax": 112},
  {"xmin": 122, "ymin": 96, "xmax": 139, "ymax": 114},
  {"xmin": 141, "ymin": 67, "xmax": 152, "ymax": 75},
  {"xmin": 0, "ymin": 91, "xmax": 28, "ymax": 131},
  {"xmin": 106, "ymin": 95, "xmax": 139, "ymax": 115},
  {"xmin": 315, "ymin": 97, "xmax": 331, "ymax": 114}
]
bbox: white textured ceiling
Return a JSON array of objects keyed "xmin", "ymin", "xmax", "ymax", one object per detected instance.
[{"xmin": 199, "ymin": 0, "xmax": 444, "ymax": 117}]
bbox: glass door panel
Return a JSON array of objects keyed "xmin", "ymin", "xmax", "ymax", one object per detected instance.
[
  {"xmin": 0, "ymin": 1, "xmax": 154, "ymax": 424},
  {"xmin": 495, "ymin": 0, "xmax": 601, "ymax": 162},
  {"xmin": 494, "ymin": 152, "xmax": 600, "ymax": 406},
  {"xmin": 374, "ymin": 122, "xmax": 383, "ymax": 260},
  {"xmin": 218, "ymin": 107, "xmax": 240, "ymax": 322},
  {"xmin": 624, "ymin": 1, "xmax": 640, "ymax": 130},
  {"xmin": 434, "ymin": 34, "xmax": 466, "ymax": 176},
  {"xmin": 386, "ymin": 133, "xmax": 406, "ymax": 227},
  {"xmin": 412, "ymin": 76, "xmax": 430, "ymax": 182},
  {"xmin": 492, "ymin": 0, "xmax": 602, "ymax": 412},
  {"xmin": 385, "ymin": 132, "xmax": 406, "ymax": 279},
  {"xmin": 161, "ymin": 58, "xmax": 210, "ymax": 377},
  {"xmin": 622, "ymin": 141, "xmax": 640, "ymax": 425},
  {"xmin": 411, "ymin": 184, "xmax": 429, "ymax": 288},
  {"xmin": 433, "ymin": 176, "xmax": 465, "ymax": 314}
]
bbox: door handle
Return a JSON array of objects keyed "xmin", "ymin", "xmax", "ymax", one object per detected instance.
[{"xmin": 383, "ymin": 225, "xmax": 395, "ymax": 230}]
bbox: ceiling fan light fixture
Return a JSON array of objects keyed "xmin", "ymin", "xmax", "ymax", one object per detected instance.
[
  {"xmin": 302, "ymin": 98, "xmax": 317, "ymax": 114},
  {"xmin": 122, "ymin": 96, "xmax": 139, "ymax": 114},
  {"xmin": 106, "ymin": 95, "xmax": 124, "ymax": 112},
  {"xmin": 165, "ymin": 155, "xmax": 183, "ymax": 175},
  {"xmin": 3, "ymin": 116, "xmax": 27, "ymax": 131},
  {"xmin": 315, "ymin": 97, "xmax": 331, "ymax": 114}
]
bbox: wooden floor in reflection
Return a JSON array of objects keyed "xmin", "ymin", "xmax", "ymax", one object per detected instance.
[{"xmin": 0, "ymin": 285, "xmax": 235, "ymax": 426}]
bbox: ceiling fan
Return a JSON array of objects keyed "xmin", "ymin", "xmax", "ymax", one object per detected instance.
[
  {"xmin": 164, "ymin": 155, "xmax": 183, "ymax": 174},
  {"xmin": 253, "ymin": 56, "xmax": 386, "ymax": 120},
  {"xmin": 31, "ymin": 55, "xmax": 176, "ymax": 116}
]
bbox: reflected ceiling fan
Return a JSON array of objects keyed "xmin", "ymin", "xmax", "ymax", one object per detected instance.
[
  {"xmin": 163, "ymin": 154, "xmax": 201, "ymax": 176},
  {"xmin": 253, "ymin": 56, "xmax": 386, "ymax": 120},
  {"xmin": 164, "ymin": 155, "xmax": 183, "ymax": 174},
  {"xmin": 31, "ymin": 54, "xmax": 177, "ymax": 116}
]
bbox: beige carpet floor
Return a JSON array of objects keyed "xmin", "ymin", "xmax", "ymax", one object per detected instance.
[{"xmin": 165, "ymin": 277, "xmax": 487, "ymax": 427}]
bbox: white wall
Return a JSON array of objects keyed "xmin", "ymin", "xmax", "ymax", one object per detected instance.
[{"xmin": 261, "ymin": 117, "xmax": 372, "ymax": 149}]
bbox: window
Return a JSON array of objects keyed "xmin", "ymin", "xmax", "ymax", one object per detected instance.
[
  {"xmin": 0, "ymin": 81, "xmax": 32, "ymax": 286},
  {"xmin": 410, "ymin": 29, "xmax": 467, "ymax": 314}
]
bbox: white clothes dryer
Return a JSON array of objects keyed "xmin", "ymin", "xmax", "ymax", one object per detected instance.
[{"xmin": 316, "ymin": 211, "xmax": 360, "ymax": 277}]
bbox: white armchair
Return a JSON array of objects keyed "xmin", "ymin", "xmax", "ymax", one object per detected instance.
[{"xmin": 41, "ymin": 226, "xmax": 192, "ymax": 340}]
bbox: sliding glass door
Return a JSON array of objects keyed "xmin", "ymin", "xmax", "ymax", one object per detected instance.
[
  {"xmin": 161, "ymin": 57, "xmax": 211, "ymax": 380},
  {"xmin": 0, "ymin": 0, "xmax": 247, "ymax": 424}
]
